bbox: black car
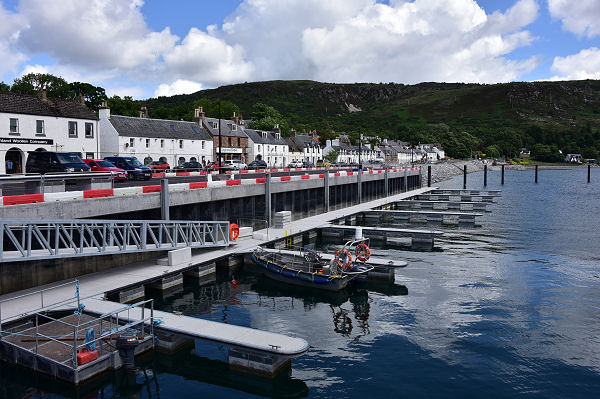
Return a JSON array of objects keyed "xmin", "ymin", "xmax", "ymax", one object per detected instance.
[
  {"xmin": 174, "ymin": 161, "xmax": 203, "ymax": 171},
  {"xmin": 104, "ymin": 156, "xmax": 152, "ymax": 180},
  {"xmin": 247, "ymin": 159, "xmax": 268, "ymax": 170},
  {"xmin": 301, "ymin": 161, "xmax": 314, "ymax": 168},
  {"xmin": 26, "ymin": 151, "xmax": 90, "ymax": 174}
]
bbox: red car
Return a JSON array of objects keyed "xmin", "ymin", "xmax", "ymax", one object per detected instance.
[
  {"xmin": 204, "ymin": 162, "xmax": 224, "ymax": 171},
  {"xmin": 84, "ymin": 159, "xmax": 127, "ymax": 179},
  {"xmin": 148, "ymin": 160, "xmax": 170, "ymax": 170}
]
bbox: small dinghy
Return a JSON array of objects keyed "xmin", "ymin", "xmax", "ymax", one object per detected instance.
[{"xmin": 251, "ymin": 239, "xmax": 374, "ymax": 291}]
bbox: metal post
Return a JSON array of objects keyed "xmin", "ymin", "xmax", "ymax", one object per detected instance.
[
  {"xmin": 357, "ymin": 170, "xmax": 362, "ymax": 204},
  {"xmin": 463, "ymin": 165, "xmax": 467, "ymax": 189},
  {"xmin": 419, "ymin": 166, "xmax": 422, "ymax": 188},
  {"xmin": 535, "ymin": 164, "xmax": 538, "ymax": 183},
  {"xmin": 324, "ymin": 171, "xmax": 330, "ymax": 212},
  {"xmin": 160, "ymin": 178, "xmax": 170, "ymax": 220},
  {"xmin": 384, "ymin": 168, "xmax": 389, "ymax": 195},
  {"xmin": 501, "ymin": 164, "xmax": 505, "ymax": 185},
  {"xmin": 403, "ymin": 167, "xmax": 408, "ymax": 192},
  {"xmin": 218, "ymin": 102, "xmax": 222, "ymax": 175},
  {"xmin": 265, "ymin": 172, "xmax": 272, "ymax": 225},
  {"xmin": 588, "ymin": 164, "xmax": 591, "ymax": 183},
  {"xmin": 427, "ymin": 165, "xmax": 431, "ymax": 187},
  {"xmin": 484, "ymin": 164, "xmax": 488, "ymax": 186}
]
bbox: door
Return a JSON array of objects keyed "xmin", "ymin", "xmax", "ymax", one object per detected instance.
[{"xmin": 5, "ymin": 148, "xmax": 23, "ymax": 174}]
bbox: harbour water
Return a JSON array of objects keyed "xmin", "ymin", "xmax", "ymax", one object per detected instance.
[{"xmin": 1, "ymin": 167, "xmax": 599, "ymax": 398}]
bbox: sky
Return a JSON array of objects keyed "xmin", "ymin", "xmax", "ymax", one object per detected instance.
[{"xmin": 0, "ymin": 0, "xmax": 599, "ymax": 99}]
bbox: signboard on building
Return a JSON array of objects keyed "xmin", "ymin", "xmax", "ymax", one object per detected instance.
[
  {"xmin": 0, "ymin": 137, "xmax": 54, "ymax": 145},
  {"xmin": 219, "ymin": 147, "xmax": 242, "ymax": 154}
]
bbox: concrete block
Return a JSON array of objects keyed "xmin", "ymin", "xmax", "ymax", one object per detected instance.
[
  {"xmin": 238, "ymin": 226, "xmax": 252, "ymax": 238},
  {"xmin": 167, "ymin": 247, "xmax": 191, "ymax": 266},
  {"xmin": 183, "ymin": 263, "xmax": 216, "ymax": 278},
  {"xmin": 252, "ymin": 231, "xmax": 270, "ymax": 241}
]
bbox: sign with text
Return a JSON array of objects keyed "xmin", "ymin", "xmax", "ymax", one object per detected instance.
[
  {"xmin": 1, "ymin": 137, "xmax": 54, "ymax": 145},
  {"xmin": 219, "ymin": 147, "xmax": 243, "ymax": 154}
]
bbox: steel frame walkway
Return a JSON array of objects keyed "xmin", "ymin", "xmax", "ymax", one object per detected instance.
[{"xmin": 0, "ymin": 219, "xmax": 230, "ymax": 262}]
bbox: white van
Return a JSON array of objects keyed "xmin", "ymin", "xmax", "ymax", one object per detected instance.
[{"xmin": 224, "ymin": 159, "xmax": 247, "ymax": 170}]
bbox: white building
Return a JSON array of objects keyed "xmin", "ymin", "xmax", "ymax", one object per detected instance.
[
  {"xmin": 0, "ymin": 91, "xmax": 99, "ymax": 174},
  {"xmin": 286, "ymin": 130, "xmax": 322, "ymax": 165},
  {"xmin": 99, "ymin": 106, "xmax": 213, "ymax": 167},
  {"xmin": 245, "ymin": 126, "xmax": 289, "ymax": 167}
]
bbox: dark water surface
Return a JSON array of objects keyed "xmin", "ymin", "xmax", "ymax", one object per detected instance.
[{"xmin": 2, "ymin": 167, "xmax": 599, "ymax": 398}]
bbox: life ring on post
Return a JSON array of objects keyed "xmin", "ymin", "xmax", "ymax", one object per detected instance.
[
  {"xmin": 335, "ymin": 248, "xmax": 353, "ymax": 269},
  {"xmin": 229, "ymin": 223, "xmax": 239, "ymax": 241},
  {"xmin": 355, "ymin": 243, "xmax": 371, "ymax": 262}
]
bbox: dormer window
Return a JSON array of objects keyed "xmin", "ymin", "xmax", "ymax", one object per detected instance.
[
  {"xmin": 231, "ymin": 124, "xmax": 237, "ymax": 131},
  {"xmin": 275, "ymin": 133, "xmax": 281, "ymax": 139},
  {"xmin": 262, "ymin": 131, "xmax": 267, "ymax": 139}
]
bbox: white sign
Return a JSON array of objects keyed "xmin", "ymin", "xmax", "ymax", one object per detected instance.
[{"xmin": 218, "ymin": 147, "xmax": 242, "ymax": 154}]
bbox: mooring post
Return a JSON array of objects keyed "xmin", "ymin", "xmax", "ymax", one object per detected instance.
[
  {"xmin": 484, "ymin": 164, "xmax": 488, "ymax": 186},
  {"xmin": 501, "ymin": 164, "xmax": 505, "ymax": 185},
  {"xmin": 535, "ymin": 164, "xmax": 538, "ymax": 183},
  {"xmin": 463, "ymin": 165, "xmax": 467, "ymax": 189},
  {"xmin": 265, "ymin": 172, "xmax": 272, "ymax": 225},
  {"xmin": 324, "ymin": 171, "xmax": 330, "ymax": 212},
  {"xmin": 384, "ymin": 168, "xmax": 389, "ymax": 195},
  {"xmin": 160, "ymin": 178, "xmax": 170, "ymax": 220},
  {"xmin": 357, "ymin": 170, "xmax": 362, "ymax": 204},
  {"xmin": 427, "ymin": 165, "xmax": 432, "ymax": 187},
  {"xmin": 588, "ymin": 164, "xmax": 591, "ymax": 183}
]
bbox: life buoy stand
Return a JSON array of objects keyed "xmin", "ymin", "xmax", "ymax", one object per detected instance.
[
  {"xmin": 355, "ymin": 243, "xmax": 371, "ymax": 262},
  {"xmin": 335, "ymin": 248, "xmax": 353, "ymax": 269},
  {"xmin": 229, "ymin": 223, "xmax": 239, "ymax": 241}
]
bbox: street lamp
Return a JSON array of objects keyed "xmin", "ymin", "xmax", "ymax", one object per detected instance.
[
  {"xmin": 212, "ymin": 101, "xmax": 222, "ymax": 175},
  {"xmin": 358, "ymin": 133, "xmax": 362, "ymax": 170}
]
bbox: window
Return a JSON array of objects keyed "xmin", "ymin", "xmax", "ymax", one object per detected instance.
[
  {"xmin": 86, "ymin": 152, "xmax": 94, "ymax": 159},
  {"xmin": 36, "ymin": 120, "xmax": 44, "ymax": 135},
  {"xmin": 85, "ymin": 122, "xmax": 94, "ymax": 138},
  {"xmin": 146, "ymin": 139, "xmax": 150, "ymax": 148},
  {"xmin": 179, "ymin": 140, "xmax": 183, "ymax": 149},
  {"xmin": 201, "ymin": 141, "xmax": 205, "ymax": 149},
  {"xmin": 68, "ymin": 121, "xmax": 77, "ymax": 137},
  {"xmin": 258, "ymin": 145, "xmax": 261, "ymax": 152},
  {"xmin": 160, "ymin": 139, "xmax": 164, "ymax": 148},
  {"xmin": 237, "ymin": 138, "xmax": 240, "ymax": 146},
  {"xmin": 129, "ymin": 138, "xmax": 135, "ymax": 147},
  {"xmin": 9, "ymin": 118, "xmax": 18, "ymax": 134}
]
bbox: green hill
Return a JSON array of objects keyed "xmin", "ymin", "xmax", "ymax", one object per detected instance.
[{"xmin": 141, "ymin": 80, "xmax": 600, "ymax": 159}]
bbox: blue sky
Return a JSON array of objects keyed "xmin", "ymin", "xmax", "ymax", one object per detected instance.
[{"xmin": 1, "ymin": 0, "xmax": 599, "ymax": 99}]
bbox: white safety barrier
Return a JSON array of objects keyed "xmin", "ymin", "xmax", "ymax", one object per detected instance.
[
  {"xmin": 207, "ymin": 181, "xmax": 227, "ymax": 188},
  {"xmin": 44, "ymin": 191, "xmax": 84, "ymax": 202},
  {"xmin": 113, "ymin": 186, "xmax": 144, "ymax": 196},
  {"xmin": 168, "ymin": 183, "xmax": 189, "ymax": 192}
]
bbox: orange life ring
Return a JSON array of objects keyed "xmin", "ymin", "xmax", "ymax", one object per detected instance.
[
  {"xmin": 355, "ymin": 243, "xmax": 371, "ymax": 262},
  {"xmin": 229, "ymin": 223, "xmax": 239, "ymax": 241},
  {"xmin": 335, "ymin": 248, "xmax": 353, "ymax": 269}
]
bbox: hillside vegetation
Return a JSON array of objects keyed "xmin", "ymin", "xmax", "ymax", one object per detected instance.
[{"xmin": 142, "ymin": 80, "xmax": 600, "ymax": 159}]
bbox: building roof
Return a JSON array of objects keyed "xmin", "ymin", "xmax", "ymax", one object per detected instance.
[
  {"xmin": 109, "ymin": 115, "xmax": 212, "ymax": 141},
  {"xmin": 203, "ymin": 117, "xmax": 248, "ymax": 138},
  {"xmin": 0, "ymin": 92, "xmax": 98, "ymax": 120},
  {"xmin": 286, "ymin": 135, "xmax": 321, "ymax": 152},
  {"xmin": 245, "ymin": 129, "xmax": 288, "ymax": 145}
]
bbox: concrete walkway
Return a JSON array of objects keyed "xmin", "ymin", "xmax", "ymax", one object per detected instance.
[{"xmin": 0, "ymin": 186, "xmax": 434, "ymax": 320}]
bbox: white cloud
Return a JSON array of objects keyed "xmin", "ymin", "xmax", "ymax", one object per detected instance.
[
  {"xmin": 0, "ymin": 2, "xmax": 28, "ymax": 80},
  {"xmin": 154, "ymin": 79, "xmax": 203, "ymax": 97},
  {"xmin": 548, "ymin": 0, "xmax": 600, "ymax": 38},
  {"xmin": 549, "ymin": 47, "xmax": 600, "ymax": 80}
]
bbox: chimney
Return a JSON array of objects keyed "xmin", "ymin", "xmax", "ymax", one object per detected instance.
[
  {"xmin": 139, "ymin": 106, "xmax": 148, "ymax": 118},
  {"xmin": 99, "ymin": 101, "xmax": 110, "ymax": 120},
  {"xmin": 272, "ymin": 124, "xmax": 281, "ymax": 134},
  {"xmin": 38, "ymin": 87, "xmax": 47, "ymax": 101},
  {"xmin": 193, "ymin": 107, "xmax": 205, "ymax": 125},
  {"xmin": 77, "ymin": 92, "xmax": 86, "ymax": 107},
  {"xmin": 290, "ymin": 128, "xmax": 296, "ymax": 137}
]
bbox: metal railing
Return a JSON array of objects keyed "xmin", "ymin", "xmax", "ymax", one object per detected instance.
[{"xmin": 0, "ymin": 219, "xmax": 231, "ymax": 262}]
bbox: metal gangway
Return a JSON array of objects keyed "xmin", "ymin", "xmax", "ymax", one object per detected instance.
[{"xmin": 0, "ymin": 219, "xmax": 231, "ymax": 262}]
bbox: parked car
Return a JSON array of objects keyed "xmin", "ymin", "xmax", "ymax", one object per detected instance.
[
  {"xmin": 84, "ymin": 159, "xmax": 127, "ymax": 179},
  {"xmin": 26, "ymin": 151, "xmax": 90, "ymax": 174},
  {"xmin": 174, "ymin": 161, "xmax": 202, "ymax": 171},
  {"xmin": 104, "ymin": 156, "xmax": 152, "ymax": 180},
  {"xmin": 316, "ymin": 160, "xmax": 331, "ymax": 167},
  {"xmin": 248, "ymin": 159, "xmax": 268, "ymax": 170},
  {"xmin": 287, "ymin": 160, "xmax": 303, "ymax": 168},
  {"xmin": 147, "ymin": 160, "xmax": 170, "ymax": 170},
  {"xmin": 223, "ymin": 159, "xmax": 247, "ymax": 170},
  {"xmin": 204, "ymin": 161, "xmax": 224, "ymax": 171},
  {"xmin": 302, "ymin": 161, "xmax": 314, "ymax": 168}
]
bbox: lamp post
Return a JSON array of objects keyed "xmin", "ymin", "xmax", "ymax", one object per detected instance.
[
  {"xmin": 358, "ymin": 133, "xmax": 362, "ymax": 170},
  {"xmin": 212, "ymin": 101, "xmax": 223, "ymax": 175}
]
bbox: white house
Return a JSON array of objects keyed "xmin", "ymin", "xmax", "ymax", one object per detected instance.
[
  {"xmin": 0, "ymin": 91, "xmax": 99, "ymax": 174},
  {"xmin": 99, "ymin": 105, "xmax": 213, "ymax": 167},
  {"xmin": 245, "ymin": 126, "xmax": 289, "ymax": 167},
  {"xmin": 286, "ymin": 130, "xmax": 322, "ymax": 165}
]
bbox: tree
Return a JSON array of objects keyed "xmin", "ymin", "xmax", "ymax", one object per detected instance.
[
  {"xmin": 324, "ymin": 150, "xmax": 339, "ymax": 163},
  {"xmin": 107, "ymin": 95, "xmax": 139, "ymax": 117},
  {"xmin": 65, "ymin": 82, "xmax": 107, "ymax": 109},
  {"xmin": 0, "ymin": 81, "xmax": 9, "ymax": 92},
  {"xmin": 248, "ymin": 102, "xmax": 290, "ymax": 134},
  {"xmin": 485, "ymin": 145, "xmax": 501, "ymax": 159},
  {"xmin": 582, "ymin": 146, "xmax": 598, "ymax": 160},
  {"xmin": 192, "ymin": 98, "xmax": 240, "ymax": 120},
  {"xmin": 11, "ymin": 73, "xmax": 69, "ymax": 97}
]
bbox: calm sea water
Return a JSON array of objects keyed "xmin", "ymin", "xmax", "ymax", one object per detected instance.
[{"xmin": 2, "ymin": 167, "xmax": 599, "ymax": 398}]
